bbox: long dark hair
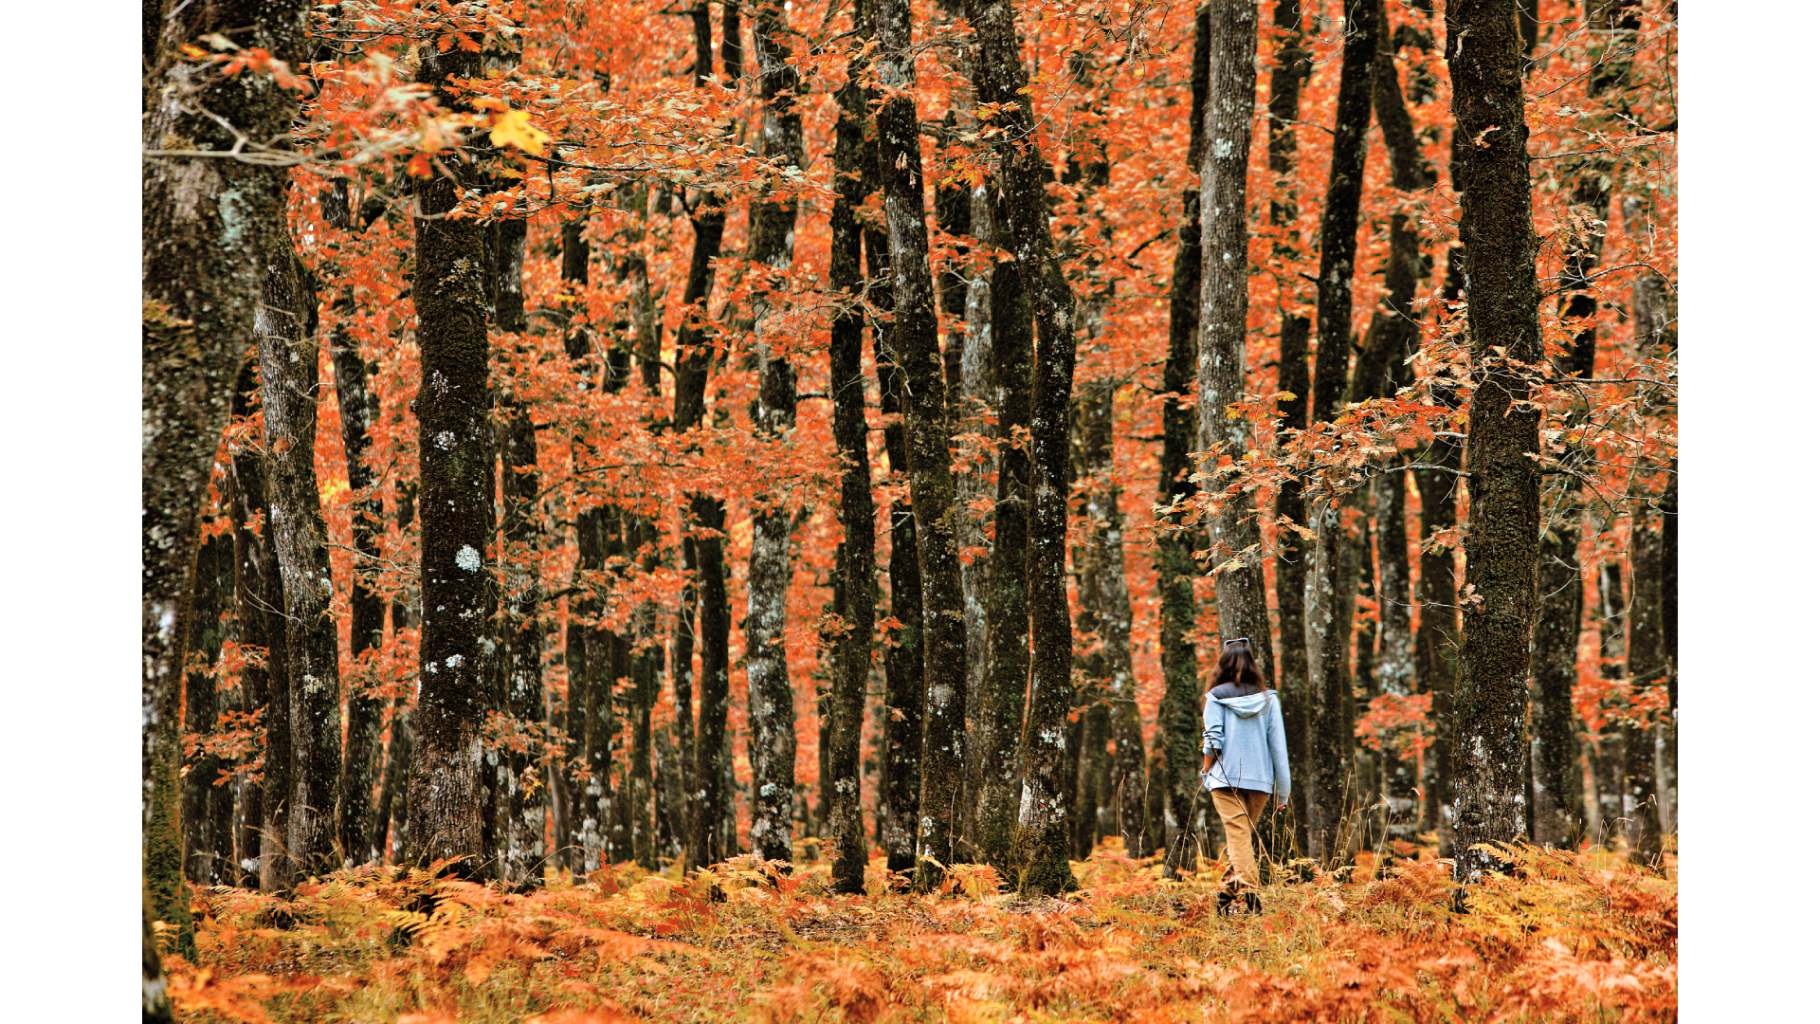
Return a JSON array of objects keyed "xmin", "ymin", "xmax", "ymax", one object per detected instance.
[{"xmin": 1214, "ymin": 638, "xmax": 1268, "ymax": 691}]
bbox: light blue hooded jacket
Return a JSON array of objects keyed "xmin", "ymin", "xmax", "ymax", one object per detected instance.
[{"xmin": 1201, "ymin": 686, "xmax": 1292, "ymax": 802}]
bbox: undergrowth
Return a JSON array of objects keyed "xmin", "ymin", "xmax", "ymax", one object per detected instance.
[{"xmin": 162, "ymin": 841, "xmax": 1676, "ymax": 1022}]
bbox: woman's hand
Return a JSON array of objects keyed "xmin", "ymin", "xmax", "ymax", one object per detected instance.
[{"xmin": 1200, "ymin": 755, "xmax": 1214, "ymax": 775}]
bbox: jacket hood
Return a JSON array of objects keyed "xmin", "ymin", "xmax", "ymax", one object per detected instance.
[{"xmin": 1211, "ymin": 690, "xmax": 1274, "ymax": 718}]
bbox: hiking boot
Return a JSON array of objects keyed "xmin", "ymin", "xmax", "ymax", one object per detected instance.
[
  {"xmin": 1216, "ymin": 890, "xmax": 1237, "ymax": 916},
  {"xmin": 1243, "ymin": 891, "xmax": 1263, "ymax": 916}
]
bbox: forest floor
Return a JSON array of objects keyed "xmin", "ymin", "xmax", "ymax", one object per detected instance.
[{"xmin": 166, "ymin": 841, "xmax": 1676, "ymax": 1023}]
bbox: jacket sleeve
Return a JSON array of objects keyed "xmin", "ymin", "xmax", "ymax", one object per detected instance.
[
  {"xmin": 1269, "ymin": 692, "xmax": 1292, "ymax": 801},
  {"xmin": 1201, "ymin": 693, "xmax": 1222, "ymax": 756}
]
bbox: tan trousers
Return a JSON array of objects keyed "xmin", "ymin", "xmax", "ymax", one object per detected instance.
[{"xmin": 1210, "ymin": 787, "xmax": 1271, "ymax": 891}]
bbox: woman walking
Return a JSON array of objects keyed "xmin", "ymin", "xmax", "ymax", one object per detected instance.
[{"xmin": 1201, "ymin": 637, "xmax": 1292, "ymax": 914}]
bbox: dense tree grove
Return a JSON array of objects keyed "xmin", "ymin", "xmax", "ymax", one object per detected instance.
[{"xmin": 144, "ymin": 0, "xmax": 1676, "ymax": 975}]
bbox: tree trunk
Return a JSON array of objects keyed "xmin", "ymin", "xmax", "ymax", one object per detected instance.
[
  {"xmin": 182, "ymin": 530, "xmax": 235, "ymax": 884},
  {"xmin": 405, "ymin": 40, "xmax": 494, "ymax": 872},
  {"xmin": 1075, "ymin": 381, "xmax": 1146, "ymax": 857},
  {"xmin": 968, "ymin": 154, "xmax": 1034, "ymax": 877},
  {"xmin": 327, "ymin": 210, "xmax": 388, "ymax": 865},
  {"xmin": 1445, "ymin": 0, "xmax": 1545, "ymax": 883},
  {"xmin": 1303, "ymin": 0, "xmax": 1379, "ymax": 866},
  {"xmin": 257, "ymin": 234, "xmax": 343, "ymax": 881},
  {"xmin": 142, "ymin": 0, "xmax": 307, "ymax": 948},
  {"xmin": 1197, "ymin": 0, "xmax": 1273, "ymax": 686},
  {"xmin": 492, "ymin": 211, "xmax": 551, "ymax": 883},
  {"xmin": 827, "ymin": 16, "xmax": 879, "ymax": 895},
  {"xmin": 1265, "ymin": 0, "xmax": 1315, "ymax": 857},
  {"xmin": 874, "ymin": 0, "xmax": 971, "ymax": 888},
  {"xmin": 1156, "ymin": 3, "xmax": 1211, "ymax": 879},
  {"xmin": 963, "ymin": 0, "xmax": 1079, "ymax": 897},
  {"xmin": 743, "ymin": 0, "xmax": 806, "ymax": 865}
]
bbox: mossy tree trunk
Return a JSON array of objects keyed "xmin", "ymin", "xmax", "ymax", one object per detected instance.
[
  {"xmin": 142, "ymin": 0, "xmax": 308, "ymax": 953},
  {"xmin": 826, "ymin": 26, "xmax": 878, "ymax": 891},
  {"xmin": 404, "ymin": 38, "xmax": 495, "ymax": 873},
  {"xmin": 1445, "ymin": 0, "xmax": 1545, "ymax": 884}
]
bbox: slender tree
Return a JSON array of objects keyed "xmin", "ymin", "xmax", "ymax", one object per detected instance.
[
  {"xmin": 826, "ymin": 19, "xmax": 878, "ymax": 891},
  {"xmin": 182, "ymin": 530, "xmax": 235, "ymax": 884},
  {"xmin": 744, "ymin": 0, "xmax": 806, "ymax": 865},
  {"xmin": 327, "ymin": 187, "xmax": 388, "ymax": 867},
  {"xmin": 404, "ymin": 35, "xmax": 495, "ymax": 871},
  {"xmin": 1445, "ymin": 0, "xmax": 1545, "ymax": 884},
  {"xmin": 1197, "ymin": 0, "xmax": 1273, "ymax": 686},
  {"xmin": 257, "ymin": 235, "xmax": 343, "ymax": 881},
  {"xmin": 1303, "ymin": 0, "xmax": 1379, "ymax": 865},
  {"xmin": 1264, "ymin": 0, "xmax": 1315, "ymax": 851}
]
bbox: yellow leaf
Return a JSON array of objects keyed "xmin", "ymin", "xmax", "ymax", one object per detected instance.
[{"xmin": 490, "ymin": 109, "xmax": 549, "ymax": 156}]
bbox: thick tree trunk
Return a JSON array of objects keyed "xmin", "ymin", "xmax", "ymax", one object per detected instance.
[
  {"xmin": 143, "ymin": 0, "xmax": 307, "ymax": 949},
  {"xmin": 1197, "ymin": 0, "xmax": 1273, "ymax": 687},
  {"xmin": 257, "ymin": 234, "xmax": 343, "ymax": 881},
  {"xmin": 964, "ymin": 0, "xmax": 1078, "ymax": 897},
  {"xmin": 182, "ymin": 531, "xmax": 235, "ymax": 885},
  {"xmin": 1303, "ymin": 0, "xmax": 1379, "ymax": 866},
  {"xmin": 826, "ymin": 17, "xmax": 879, "ymax": 895},
  {"xmin": 1445, "ymin": 0, "xmax": 1545, "ymax": 884},
  {"xmin": 968, "ymin": 166, "xmax": 1034, "ymax": 877},
  {"xmin": 873, "ymin": 0, "xmax": 971, "ymax": 889},
  {"xmin": 405, "ymin": 40, "xmax": 494, "ymax": 872},
  {"xmin": 1156, "ymin": 3, "xmax": 1212, "ymax": 879},
  {"xmin": 743, "ymin": 0, "xmax": 806, "ymax": 865}
]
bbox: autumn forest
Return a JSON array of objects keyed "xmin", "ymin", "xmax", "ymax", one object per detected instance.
[{"xmin": 140, "ymin": 0, "xmax": 1678, "ymax": 1019}]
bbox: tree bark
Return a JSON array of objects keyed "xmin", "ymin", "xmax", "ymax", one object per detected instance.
[
  {"xmin": 1155, "ymin": 3, "xmax": 1212, "ymax": 878},
  {"xmin": 1445, "ymin": 0, "xmax": 1545, "ymax": 884},
  {"xmin": 143, "ymin": 0, "xmax": 308, "ymax": 949},
  {"xmin": 1303, "ymin": 0, "xmax": 1378, "ymax": 866},
  {"xmin": 968, "ymin": 160, "xmax": 1034, "ymax": 878},
  {"xmin": 1265, "ymin": 0, "xmax": 1315, "ymax": 856},
  {"xmin": 961, "ymin": 0, "xmax": 1079, "ymax": 897},
  {"xmin": 326, "ymin": 195, "xmax": 388, "ymax": 865},
  {"xmin": 827, "ymin": 28, "xmax": 878, "ymax": 891},
  {"xmin": 873, "ymin": 0, "xmax": 971, "ymax": 889},
  {"xmin": 1197, "ymin": 0, "xmax": 1273, "ymax": 687},
  {"xmin": 405, "ymin": 39, "xmax": 494, "ymax": 872},
  {"xmin": 743, "ymin": 0, "xmax": 806, "ymax": 865},
  {"xmin": 1076, "ymin": 381, "xmax": 1146, "ymax": 857},
  {"xmin": 182, "ymin": 530, "xmax": 235, "ymax": 885},
  {"xmin": 257, "ymin": 233, "xmax": 343, "ymax": 881}
]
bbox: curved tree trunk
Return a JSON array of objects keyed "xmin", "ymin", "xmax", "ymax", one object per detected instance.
[
  {"xmin": 405, "ymin": 39, "xmax": 494, "ymax": 872},
  {"xmin": 1445, "ymin": 0, "xmax": 1545, "ymax": 884}
]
